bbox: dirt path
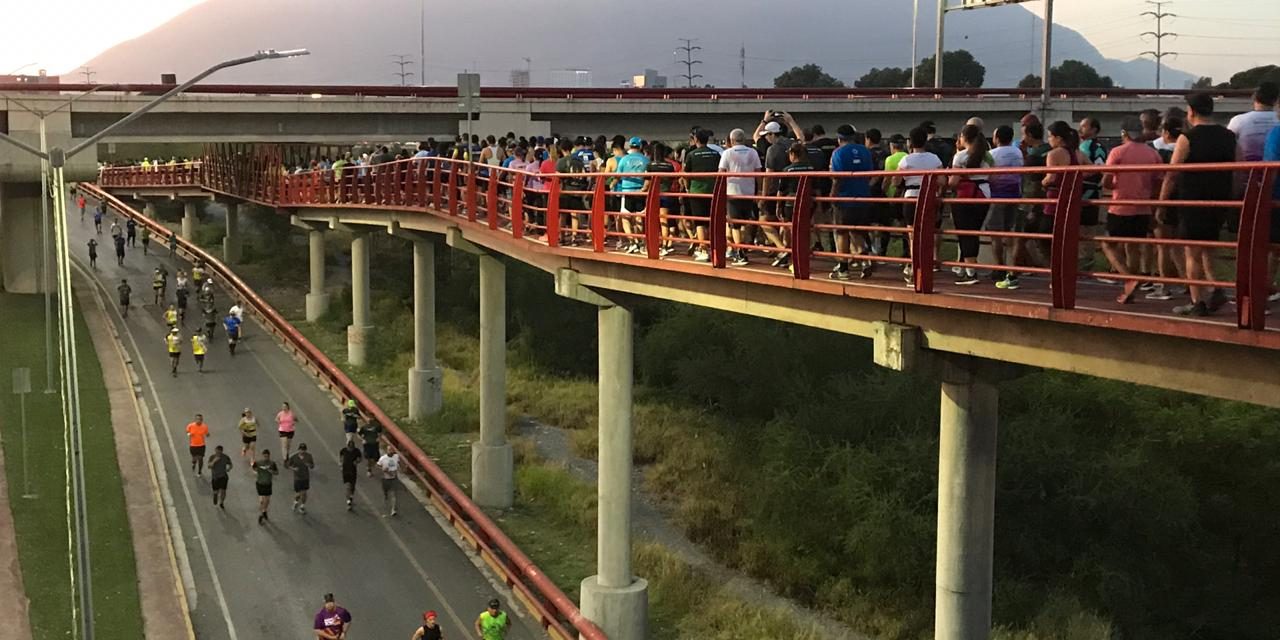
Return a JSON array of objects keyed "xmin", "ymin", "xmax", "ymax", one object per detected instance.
[{"xmin": 0, "ymin": 441, "xmax": 34, "ymax": 640}]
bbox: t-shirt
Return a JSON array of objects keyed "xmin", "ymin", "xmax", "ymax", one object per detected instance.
[
  {"xmin": 883, "ymin": 151, "xmax": 908, "ymax": 197},
  {"xmin": 555, "ymin": 154, "xmax": 588, "ymax": 191},
  {"xmin": 989, "ymin": 146, "xmax": 1023, "ymax": 198},
  {"xmin": 313, "ymin": 606, "xmax": 351, "ymax": 634},
  {"xmin": 1079, "ymin": 138, "xmax": 1109, "ymax": 198},
  {"xmin": 117, "ymin": 283, "xmax": 131, "ymax": 303},
  {"xmin": 810, "ymin": 137, "xmax": 839, "ymax": 170},
  {"xmin": 126, "ymin": 219, "xmax": 137, "ymax": 233},
  {"xmin": 1022, "ymin": 142, "xmax": 1052, "ymax": 197},
  {"xmin": 683, "ymin": 146, "xmax": 722, "ymax": 194},
  {"xmin": 1227, "ymin": 109, "xmax": 1280, "ymax": 162},
  {"xmin": 339, "ymin": 447, "xmax": 363, "ymax": 474},
  {"xmin": 252, "ymin": 460, "xmax": 278, "ymax": 485},
  {"xmin": 238, "ymin": 416, "xmax": 258, "ymax": 438},
  {"xmin": 359, "ymin": 422, "xmax": 382, "ymax": 446},
  {"xmin": 342, "ymin": 406, "xmax": 360, "ymax": 429},
  {"xmin": 614, "ymin": 152, "xmax": 650, "ymax": 192},
  {"xmin": 718, "ymin": 145, "xmax": 762, "ymax": 196},
  {"xmin": 647, "ymin": 160, "xmax": 676, "ymax": 193},
  {"xmin": 276, "ymin": 410, "xmax": 296, "ymax": 433},
  {"xmin": 377, "ymin": 453, "xmax": 400, "ymax": 479},
  {"xmin": 1105, "ymin": 141, "xmax": 1162, "ymax": 216},
  {"xmin": 781, "ymin": 161, "xmax": 815, "ymax": 197},
  {"xmin": 114, "ymin": 235, "xmax": 126, "ymax": 251},
  {"xmin": 286, "ymin": 451, "xmax": 314, "ymax": 481},
  {"xmin": 1265, "ymin": 126, "xmax": 1280, "ymax": 200},
  {"xmin": 764, "ymin": 136, "xmax": 796, "ymax": 174},
  {"xmin": 952, "ymin": 150, "xmax": 994, "ymax": 198},
  {"xmin": 897, "ymin": 151, "xmax": 944, "ymax": 197},
  {"xmin": 478, "ymin": 611, "xmax": 509, "ymax": 640},
  {"xmin": 186, "ymin": 422, "xmax": 209, "ymax": 447},
  {"xmin": 829, "ymin": 143, "xmax": 873, "ymax": 204},
  {"xmin": 209, "ymin": 454, "xmax": 232, "ymax": 479}
]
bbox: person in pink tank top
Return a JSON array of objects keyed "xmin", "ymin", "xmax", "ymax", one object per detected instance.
[{"xmin": 276, "ymin": 401, "xmax": 297, "ymax": 459}]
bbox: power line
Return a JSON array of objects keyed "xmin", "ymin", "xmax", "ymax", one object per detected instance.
[
  {"xmin": 390, "ymin": 54, "xmax": 415, "ymax": 86},
  {"xmin": 79, "ymin": 67, "xmax": 96, "ymax": 84},
  {"xmin": 674, "ymin": 38, "xmax": 703, "ymax": 88},
  {"xmin": 1139, "ymin": 0, "xmax": 1178, "ymax": 89}
]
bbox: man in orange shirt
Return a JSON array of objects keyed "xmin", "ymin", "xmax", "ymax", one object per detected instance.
[{"xmin": 186, "ymin": 414, "xmax": 211, "ymax": 476}]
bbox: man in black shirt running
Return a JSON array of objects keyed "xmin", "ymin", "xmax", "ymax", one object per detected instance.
[
  {"xmin": 339, "ymin": 441, "xmax": 363, "ymax": 511},
  {"xmin": 208, "ymin": 446, "xmax": 233, "ymax": 508}
]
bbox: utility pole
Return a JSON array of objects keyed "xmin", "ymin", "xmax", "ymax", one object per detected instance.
[
  {"xmin": 911, "ymin": 0, "xmax": 920, "ymax": 88},
  {"xmin": 79, "ymin": 67, "xmax": 96, "ymax": 84},
  {"xmin": 739, "ymin": 43, "xmax": 746, "ymax": 88},
  {"xmin": 1140, "ymin": 1, "xmax": 1178, "ymax": 90},
  {"xmin": 391, "ymin": 54, "xmax": 415, "ymax": 86},
  {"xmin": 420, "ymin": 0, "xmax": 426, "ymax": 85},
  {"xmin": 675, "ymin": 38, "xmax": 703, "ymax": 88}
]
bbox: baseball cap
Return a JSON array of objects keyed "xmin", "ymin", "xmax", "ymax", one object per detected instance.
[
  {"xmin": 488, "ymin": 598, "xmax": 501, "ymax": 609},
  {"xmin": 761, "ymin": 121, "xmax": 783, "ymax": 135},
  {"xmin": 627, "ymin": 136, "xmax": 644, "ymax": 148},
  {"xmin": 836, "ymin": 124, "xmax": 858, "ymax": 139},
  {"xmin": 1120, "ymin": 116, "xmax": 1144, "ymax": 138},
  {"xmin": 346, "ymin": 399, "xmax": 356, "ymax": 408},
  {"xmin": 323, "ymin": 593, "xmax": 335, "ymax": 603}
]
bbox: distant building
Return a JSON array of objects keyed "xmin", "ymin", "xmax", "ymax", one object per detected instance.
[
  {"xmin": 510, "ymin": 69, "xmax": 530, "ymax": 88},
  {"xmin": 550, "ymin": 69, "xmax": 592, "ymax": 88},
  {"xmin": 631, "ymin": 69, "xmax": 667, "ymax": 89},
  {"xmin": 0, "ymin": 69, "xmax": 60, "ymax": 84}
]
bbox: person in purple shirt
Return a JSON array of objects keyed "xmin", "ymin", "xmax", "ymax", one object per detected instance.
[{"xmin": 314, "ymin": 593, "xmax": 352, "ymax": 639}]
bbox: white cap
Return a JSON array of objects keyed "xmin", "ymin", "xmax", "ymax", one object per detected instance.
[{"xmin": 760, "ymin": 121, "xmax": 784, "ymax": 135}]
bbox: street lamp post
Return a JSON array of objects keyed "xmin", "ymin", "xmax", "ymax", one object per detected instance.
[{"xmin": 0, "ymin": 48, "xmax": 308, "ymax": 640}]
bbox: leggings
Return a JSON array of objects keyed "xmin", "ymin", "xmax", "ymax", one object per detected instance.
[{"xmin": 952, "ymin": 202, "xmax": 988, "ymax": 259}]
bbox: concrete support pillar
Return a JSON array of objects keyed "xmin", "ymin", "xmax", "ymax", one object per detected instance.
[
  {"xmin": 580, "ymin": 303, "xmax": 648, "ymax": 640},
  {"xmin": 0, "ymin": 182, "xmax": 53, "ymax": 294},
  {"xmin": 471, "ymin": 254, "xmax": 512, "ymax": 508},
  {"xmin": 346, "ymin": 232, "xmax": 372, "ymax": 366},
  {"xmin": 304, "ymin": 229, "xmax": 330, "ymax": 322},
  {"xmin": 143, "ymin": 200, "xmax": 157, "ymax": 220},
  {"xmin": 407, "ymin": 239, "xmax": 443, "ymax": 420},
  {"xmin": 221, "ymin": 202, "xmax": 242, "ymax": 264},
  {"xmin": 935, "ymin": 357, "xmax": 999, "ymax": 640},
  {"xmin": 181, "ymin": 200, "xmax": 197, "ymax": 241}
]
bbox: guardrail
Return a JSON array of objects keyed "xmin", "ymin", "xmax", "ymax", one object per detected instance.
[{"xmin": 78, "ymin": 183, "xmax": 605, "ymax": 640}]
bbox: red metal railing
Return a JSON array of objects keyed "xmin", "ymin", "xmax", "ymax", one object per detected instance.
[{"xmin": 78, "ymin": 182, "xmax": 604, "ymax": 640}]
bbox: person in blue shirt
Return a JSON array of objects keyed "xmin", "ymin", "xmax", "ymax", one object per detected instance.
[
  {"xmin": 614, "ymin": 137, "xmax": 651, "ymax": 254},
  {"xmin": 828, "ymin": 124, "xmax": 874, "ymax": 280},
  {"xmin": 223, "ymin": 313, "xmax": 242, "ymax": 355},
  {"xmin": 1264, "ymin": 122, "xmax": 1280, "ymax": 303}
]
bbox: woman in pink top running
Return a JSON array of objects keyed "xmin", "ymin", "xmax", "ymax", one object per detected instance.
[{"xmin": 275, "ymin": 401, "xmax": 297, "ymax": 458}]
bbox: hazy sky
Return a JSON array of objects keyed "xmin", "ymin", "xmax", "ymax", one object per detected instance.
[{"xmin": 6, "ymin": 0, "xmax": 1278, "ymax": 83}]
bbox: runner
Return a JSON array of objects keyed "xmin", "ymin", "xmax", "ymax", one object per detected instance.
[
  {"xmin": 152, "ymin": 267, "xmax": 167, "ymax": 305},
  {"xmin": 313, "ymin": 593, "xmax": 352, "ymax": 640},
  {"xmin": 208, "ymin": 445, "xmax": 233, "ymax": 508},
  {"xmin": 191, "ymin": 260, "xmax": 205, "ymax": 291},
  {"xmin": 164, "ymin": 304, "xmax": 179, "ymax": 329},
  {"xmin": 238, "ymin": 408, "xmax": 259, "ymax": 460},
  {"xmin": 86, "ymin": 238, "xmax": 98, "ymax": 269},
  {"xmin": 125, "ymin": 218, "xmax": 138, "ymax": 247},
  {"xmin": 191, "ymin": 331, "xmax": 208, "ymax": 373},
  {"xmin": 77, "ymin": 194, "xmax": 86, "ymax": 221},
  {"xmin": 341, "ymin": 399, "xmax": 360, "ymax": 446},
  {"xmin": 286, "ymin": 443, "xmax": 316, "ymax": 514},
  {"xmin": 276, "ymin": 401, "xmax": 297, "ymax": 459},
  {"xmin": 114, "ymin": 233, "xmax": 126, "ymax": 266},
  {"xmin": 141, "ymin": 226, "xmax": 151, "ymax": 255},
  {"xmin": 223, "ymin": 312, "xmax": 241, "ymax": 356},
  {"xmin": 175, "ymin": 272, "xmax": 190, "ymax": 325},
  {"xmin": 117, "ymin": 279, "xmax": 132, "ymax": 318},
  {"xmin": 109, "ymin": 218, "xmax": 121, "ymax": 240},
  {"xmin": 411, "ymin": 611, "xmax": 443, "ymax": 640},
  {"xmin": 168, "ymin": 232, "xmax": 178, "ymax": 257},
  {"xmin": 202, "ymin": 304, "xmax": 218, "ymax": 341},
  {"xmin": 358, "ymin": 419, "xmax": 382, "ymax": 477},
  {"xmin": 166, "ymin": 327, "xmax": 182, "ymax": 376},
  {"xmin": 93, "ymin": 204, "xmax": 103, "ymax": 234},
  {"xmin": 252, "ymin": 449, "xmax": 279, "ymax": 525},
  {"xmin": 377, "ymin": 446, "xmax": 401, "ymax": 517},
  {"xmin": 338, "ymin": 440, "xmax": 362, "ymax": 511},
  {"xmin": 228, "ymin": 302, "xmax": 245, "ymax": 339},
  {"xmin": 186, "ymin": 413, "xmax": 210, "ymax": 476},
  {"xmin": 475, "ymin": 599, "xmax": 510, "ymax": 640}
]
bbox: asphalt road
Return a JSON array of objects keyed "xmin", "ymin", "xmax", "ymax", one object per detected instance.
[{"xmin": 71, "ymin": 205, "xmax": 540, "ymax": 640}]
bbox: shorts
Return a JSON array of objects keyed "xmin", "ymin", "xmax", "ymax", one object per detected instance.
[
  {"xmin": 381, "ymin": 478, "xmax": 397, "ymax": 494},
  {"xmin": 832, "ymin": 204, "xmax": 875, "ymax": 228},
  {"xmin": 293, "ymin": 478, "xmax": 310, "ymax": 493},
  {"xmin": 984, "ymin": 202, "xmax": 1020, "ymax": 232},
  {"xmin": 684, "ymin": 195, "xmax": 710, "ymax": 223},
  {"xmin": 363, "ymin": 443, "xmax": 380, "ymax": 460},
  {"xmin": 241, "ymin": 435, "xmax": 257, "ymax": 444},
  {"xmin": 1177, "ymin": 207, "xmax": 1223, "ymax": 242},
  {"xmin": 344, "ymin": 423, "xmax": 358, "ymax": 434},
  {"xmin": 189, "ymin": 445, "xmax": 205, "ymax": 458},
  {"xmin": 211, "ymin": 476, "xmax": 228, "ymax": 491},
  {"xmin": 1080, "ymin": 205, "xmax": 1101, "ymax": 227},
  {"xmin": 256, "ymin": 483, "xmax": 272, "ymax": 497},
  {"xmin": 169, "ymin": 352, "xmax": 180, "ymax": 360},
  {"xmin": 194, "ymin": 354, "xmax": 204, "ymax": 363},
  {"xmin": 279, "ymin": 430, "xmax": 295, "ymax": 439},
  {"xmin": 620, "ymin": 194, "xmax": 645, "ymax": 214},
  {"xmin": 727, "ymin": 199, "xmax": 755, "ymax": 221},
  {"xmin": 1107, "ymin": 214, "xmax": 1152, "ymax": 239},
  {"xmin": 342, "ymin": 470, "xmax": 357, "ymax": 486},
  {"xmin": 659, "ymin": 196, "xmax": 681, "ymax": 214}
]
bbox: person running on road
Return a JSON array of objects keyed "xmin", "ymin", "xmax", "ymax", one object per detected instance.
[
  {"xmin": 152, "ymin": 267, "xmax": 167, "ymax": 305},
  {"xmin": 201, "ymin": 304, "xmax": 218, "ymax": 341},
  {"xmin": 166, "ymin": 327, "xmax": 182, "ymax": 376},
  {"xmin": 238, "ymin": 408, "xmax": 258, "ymax": 460},
  {"xmin": 286, "ymin": 443, "xmax": 316, "ymax": 514},
  {"xmin": 113, "ymin": 233, "xmax": 126, "ymax": 266},
  {"xmin": 228, "ymin": 302, "xmax": 245, "ymax": 339},
  {"xmin": 190, "ymin": 332, "xmax": 208, "ymax": 373},
  {"xmin": 358, "ymin": 419, "xmax": 382, "ymax": 477},
  {"xmin": 475, "ymin": 599, "xmax": 510, "ymax": 640},
  {"xmin": 252, "ymin": 449, "xmax": 279, "ymax": 524},
  {"xmin": 191, "ymin": 260, "xmax": 205, "ymax": 291},
  {"xmin": 168, "ymin": 232, "xmax": 178, "ymax": 257},
  {"xmin": 175, "ymin": 280, "xmax": 190, "ymax": 325},
  {"xmin": 141, "ymin": 226, "xmax": 151, "ymax": 255},
  {"xmin": 223, "ymin": 312, "xmax": 241, "ymax": 356},
  {"xmin": 163, "ymin": 304, "xmax": 179, "ymax": 330},
  {"xmin": 93, "ymin": 206, "xmax": 104, "ymax": 234},
  {"xmin": 208, "ymin": 445, "xmax": 233, "ymax": 508},
  {"xmin": 109, "ymin": 218, "xmax": 121, "ymax": 240},
  {"xmin": 86, "ymin": 238, "xmax": 98, "ymax": 269},
  {"xmin": 276, "ymin": 401, "xmax": 297, "ymax": 459},
  {"xmin": 313, "ymin": 593, "xmax": 352, "ymax": 640},
  {"xmin": 341, "ymin": 399, "xmax": 360, "ymax": 446},
  {"xmin": 77, "ymin": 194, "xmax": 86, "ymax": 220},
  {"xmin": 377, "ymin": 446, "xmax": 401, "ymax": 517},
  {"xmin": 186, "ymin": 413, "xmax": 210, "ymax": 475},
  {"xmin": 338, "ymin": 440, "xmax": 362, "ymax": 511},
  {"xmin": 126, "ymin": 218, "xmax": 137, "ymax": 247},
  {"xmin": 117, "ymin": 279, "xmax": 132, "ymax": 318},
  {"xmin": 411, "ymin": 611, "xmax": 443, "ymax": 640}
]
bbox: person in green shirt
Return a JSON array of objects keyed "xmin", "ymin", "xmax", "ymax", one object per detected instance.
[
  {"xmin": 475, "ymin": 599, "xmax": 510, "ymax": 640},
  {"xmin": 883, "ymin": 135, "xmax": 908, "ymax": 198},
  {"xmin": 141, "ymin": 226, "xmax": 152, "ymax": 255},
  {"xmin": 680, "ymin": 129, "xmax": 723, "ymax": 262},
  {"xmin": 251, "ymin": 449, "xmax": 279, "ymax": 525}
]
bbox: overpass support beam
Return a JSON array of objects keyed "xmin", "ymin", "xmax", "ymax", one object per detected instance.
[
  {"xmin": 471, "ymin": 254, "xmax": 513, "ymax": 508},
  {"xmin": 181, "ymin": 200, "xmax": 197, "ymax": 241},
  {"xmin": 0, "ymin": 182, "xmax": 52, "ymax": 294},
  {"xmin": 304, "ymin": 228, "xmax": 330, "ymax": 321},
  {"xmin": 222, "ymin": 202, "xmax": 242, "ymax": 264},
  {"xmin": 347, "ymin": 232, "xmax": 372, "ymax": 366},
  {"xmin": 143, "ymin": 200, "xmax": 157, "ymax": 220},
  {"xmin": 407, "ymin": 238, "xmax": 443, "ymax": 419},
  {"xmin": 935, "ymin": 355, "xmax": 999, "ymax": 640}
]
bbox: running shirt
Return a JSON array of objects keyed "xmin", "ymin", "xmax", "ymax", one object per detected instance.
[
  {"xmin": 377, "ymin": 453, "xmax": 400, "ymax": 479},
  {"xmin": 186, "ymin": 421, "xmax": 209, "ymax": 447},
  {"xmin": 223, "ymin": 316, "xmax": 241, "ymax": 336},
  {"xmin": 165, "ymin": 334, "xmax": 181, "ymax": 354},
  {"xmin": 952, "ymin": 150, "xmax": 994, "ymax": 198},
  {"xmin": 313, "ymin": 606, "xmax": 351, "ymax": 635},
  {"xmin": 252, "ymin": 460, "xmax": 278, "ymax": 485},
  {"xmin": 1227, "ymin": 109, "xmax": 1280, "ymax": 161},
  {"xmin": 830, "ymin": 143, "xmax": 874, "ymax": 202},
  {"xmin": 339, "ymin": 446, "xmax": 363, "ymax": 475},
  {"xmin": 897, "ymin": 151, "xmax": 944, "ymax": 197},
  {"xmin": 342, "ymin": 406, "xmax": 360, "ymax": 430},
  {"xmin": 989, "ymin": 146, "xmax": 1024, "ymax": 198},
  {"xmin": 276, "ymin": 409, "xmax": 296, "ymax": 434},
  {"xmin": 1266, "ymin": 127, "xmax": 1280, "ymax": 200},
  {"xmin": 286, "ymin": 451, "xmax": 314, "ymax": 481},
  {"xmin": 718, "ymin": 145, "xmax": 762, "ymax": 196},
  {"xmin": 883, "ymin": 151, "xmax": 908, "ymax": 197},
  {"xmin": 153, "ymin": 271, "xmax": 165, "ymax": 288},
  {"xmin": 781, "ymin": 161, "xmax": 815, "ymax": 197},
  {"xmin": 647, "ymin": 160, "xmax": 676, "ymax": 193},
  {"xmin": 417, "ymin": 624, "xmax": 444, "ymax": 640},
  {"xmin": 87, "ymin": 239, "xmax": 97, "ymax": 256},
  {"xmin": 114, "ymin": 235, "xmax": 126, "ymax": 253},
  {"xmin": 359, "ymin": 422, "xmax": 382, "ymax": 446},
  {"xmin": 238, "ymin": 415, "xmax": 258, "ymax": 438},
  {"xmin": 165, "ymin": 309, "xmax": 178, "ymax": 325},
  {"xmin": 1022, "ymin": 142, "xmax": 1053, "ymax": 198},
  {"xmin": 126, "ymin": 219, "xmax": 137, "ymax": 235},
  {"xmin": 117, "ymin": 283, "xmax": 131, "ymax": 304},
  {"xmin": 190, "ymin": 334, "xmax": 207, "ymax": 356},
  {"xmin": 478, "ymin": 611, "xmax": 509, "ymax": 640},
  {"xmin": 209, "ymin": 453, "xmax": 232, "ymax": 479},
  {"xmin": 614, "ymin": 151, "xmax": 650, "ymax": 192},
  {"xmin": 683, "ymin": 146, "xmax": 722, "ymax": 194}
]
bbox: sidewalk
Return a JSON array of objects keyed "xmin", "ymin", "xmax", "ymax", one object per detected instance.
[
  {"xmin": 75, "ymin": 271, "xmax": 195, "ymax": 639},
  {"xmin": 0, "ymin": 444, "xmax": 34, "ymax": 640}
]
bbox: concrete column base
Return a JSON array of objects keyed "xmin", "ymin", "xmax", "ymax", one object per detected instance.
[
  {"xmin": 143, "ymin": 201, "xmax": 157, "ymax": 219},
  {"xmin": 579, "ymin": 576, "xmax": 648, "ymax": 640},
  {"xmin": 222, "ymin": 236, "xmax": 242, "ymax": 264},
  {"xmin": 181, "ymin": 211, "xmax": 196, "ymax": 241},
  {"xmin": 407, "ymin": 366, "xmax": 444, "ymax": 420},
  {"xmin": 347, "ymin": 324, "xmax": 372, "ymax": 366},
  {"xmin": 305, "ymin": 292, "xmax": 330, "ymax": 322},
  {"xmin": 470, "ymin": 441, "xmax": 513, "ymax": 509}
]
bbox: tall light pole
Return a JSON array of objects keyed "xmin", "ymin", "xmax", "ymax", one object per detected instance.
[
  {"xmin": 911, "ymin": 0, "xmax": 920, "ymax": 88},
  {"xmin": 934, "ymin": 0, "xmax": 947, "ymax": 88},
  {"xmin": 0, "ymin": 48, "xmax": 308, "ymax": 640},
  {"xmin": 420, "ymin": 0, "xmax": 427, "ymax": 86}
]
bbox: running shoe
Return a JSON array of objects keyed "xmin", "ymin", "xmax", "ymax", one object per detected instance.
[
  {"xmin": 730, "ymin": 254, "xmax": 750, "ymax": 267},
  {"xmin": 1173, "ymin": 301, "xmax": 1210, "ymax": 317},
  {"xmin": 860, "ymin": 262, "xmax": 875, "ymax": 279},
  {"xmin": 829, "ymin": 265, "xmax": 851, "ymax": 281},
  {"xmin": 1207, "ymin": 288, "xmax": 1228, "ymax": 313},
  {"xmin": 1144, "ymin": 284, "xmax": 1173, "ymax": 301},
  {"xmin": 955, "ymin": 274, "xmax": 980, "ymax": 286},
  {"xmin": 995, "ymin": 275, "xmax": 1020, "ymax": 290},
  {"xmin": 1139, "ymin": 281, "xmax": 1157, "ymax": 292},
  {"xmin": 694, "ymin": 251, "xmax": 710, "ymax": 263},
  {"xmin": 1268, "ymin": 291, "xmax": 1280, "ymax": 303}
]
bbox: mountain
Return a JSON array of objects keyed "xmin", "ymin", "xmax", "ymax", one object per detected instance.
[{"xmin": 81, "ymin": 0, "xmax": 1194, "ymax": 89}]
